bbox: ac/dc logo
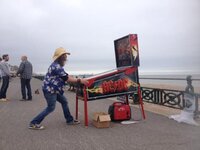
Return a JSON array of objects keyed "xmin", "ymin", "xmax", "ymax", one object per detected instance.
[
  {"xmin": 86, "ymin": 78, "xmax": 137, "ymax": 95},
  {"xmin": 102, "ymin": 78, "xmax": 128, "ymax": 94}
]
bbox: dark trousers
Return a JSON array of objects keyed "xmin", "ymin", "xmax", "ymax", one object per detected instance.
[
  {"xmin": 21, "ymin": 78, "xmax": 32, "ymax": 99},
  {"xmin": 0, "ymin": 76, "xmax": 9, "ymax": 99}
]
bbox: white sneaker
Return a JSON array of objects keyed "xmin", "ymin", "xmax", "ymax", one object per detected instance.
[
  {"xmin": 29, "ymin": 124, "xmax": 45, "ymax": 130},
  {"xmin": 0, "ymin": 98, "xmax": 7, "ymax": 102}
]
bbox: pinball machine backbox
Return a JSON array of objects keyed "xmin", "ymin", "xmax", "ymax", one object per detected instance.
[{"xmin": 114, "ymin": 34, "xmax": 140, "ymax": 68}]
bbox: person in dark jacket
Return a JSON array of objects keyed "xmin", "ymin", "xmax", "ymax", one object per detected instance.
[{"xmin": 17, "ymin": 56, "xmax": 33, "ymax": 101}]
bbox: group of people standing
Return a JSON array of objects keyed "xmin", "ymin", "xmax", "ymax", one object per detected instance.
[
  {"xmin": 0, "ymin": 54, "xmax": 33, "ymax": 102},
  {"xmin": 0, "ymin": 48, "xmax": 88, "ymax": 130}
]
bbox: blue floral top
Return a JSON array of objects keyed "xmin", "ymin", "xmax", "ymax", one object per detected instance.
[{"xmin": 42, "ymin": 62, "xmax": 68, "ymax": 95}]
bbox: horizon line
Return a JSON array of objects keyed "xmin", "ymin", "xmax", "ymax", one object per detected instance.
[{"xmin": 34, "ymin": 69, "xmax": 200, "ymax": 76}]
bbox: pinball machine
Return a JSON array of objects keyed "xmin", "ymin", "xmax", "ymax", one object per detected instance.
[{"xmin": 76, "ymin": 34, "xmax": 145, "ymax": 126}]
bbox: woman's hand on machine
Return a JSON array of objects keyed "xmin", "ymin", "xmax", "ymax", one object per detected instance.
[
  {"xmin": 78, "ymin": 78, "xmax": 89, "ymax": 86},
  {"xmin": 67, "ymin": 76, "xmax": 89, "ymax": 86}
]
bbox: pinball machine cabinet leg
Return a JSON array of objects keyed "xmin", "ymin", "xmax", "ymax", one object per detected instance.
[
  {"xmin": 125, "ymin": 95, "xmax": 129, "ymax": 104},
  {"xmin": 83, "ymin": 87, "xmax": 89, "ymax": 126},
  {"xmin": 75, "ymin": 95, "xmax": 78, "ymax": 120}
]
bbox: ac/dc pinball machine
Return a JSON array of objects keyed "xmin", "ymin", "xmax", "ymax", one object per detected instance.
[{"xmin": 76, "ymin": 34, "xmax": 145, "ymax": 126}]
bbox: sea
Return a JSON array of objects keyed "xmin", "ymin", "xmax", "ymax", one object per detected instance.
[{"xmin": 139, "ymin": 74, "xmax": 200, "ymax": 93}]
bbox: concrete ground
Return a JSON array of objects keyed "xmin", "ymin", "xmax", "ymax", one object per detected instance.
[{"xmin": 0, "ymin": 77, "xmax": 200, "ymax": 150}]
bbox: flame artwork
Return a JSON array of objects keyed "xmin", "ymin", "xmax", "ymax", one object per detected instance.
[{"xmin": 87, "ymin": 77, "xmax": 138, "ymax": 95}]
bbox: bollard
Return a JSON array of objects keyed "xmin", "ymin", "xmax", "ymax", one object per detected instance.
[
  {"xmin": 194, "ymin": 95, "xmax": 199, "ymax": 119},
  {"xmin": 185, "ymin": 75, "xmax": 194, "ymax": 94},
  {"xmin": 184, "ymin": 75, "xmax": 196, "ymax": 116}
]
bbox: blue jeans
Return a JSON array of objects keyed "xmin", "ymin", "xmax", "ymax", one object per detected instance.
[
  {"xmin": 30, "ymin": 91, "xmax": 74, "ymax": 125},
  {"xmin": 0, "ymin": 76, "xmax": 9, "ymax": 99}
]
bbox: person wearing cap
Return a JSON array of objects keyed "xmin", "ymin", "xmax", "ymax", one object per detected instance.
[{"xmin": 29, "ymin": 47, "xmax": 88, "ymax": 130}]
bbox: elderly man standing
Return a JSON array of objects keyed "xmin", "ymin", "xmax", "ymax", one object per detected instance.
[
  {"xmin": 17, "ymin": 56, "xmax": 33, "ymax": 101},
  {"xmin": 0, "ymin": 54, "xmax": 10, "ymax": 102}
]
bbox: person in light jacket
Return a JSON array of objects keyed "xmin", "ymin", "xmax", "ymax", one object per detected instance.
[
  {"xmin": 0, "ymin": 57, "xmax": 2, "ymax": 83},
  {"xmin": 0, "ymin": 54, "xmax": 11, "ymax": 102}
]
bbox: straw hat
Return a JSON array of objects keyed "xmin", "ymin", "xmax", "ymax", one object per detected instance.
[{"xmin": 53, "ymin": 47, "xmax": 70, "ymax": 61}]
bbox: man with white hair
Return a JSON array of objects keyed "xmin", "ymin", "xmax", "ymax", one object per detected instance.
[{"xmin": 17, "ymin": 56, "xmax": 33, "ymax": 101}]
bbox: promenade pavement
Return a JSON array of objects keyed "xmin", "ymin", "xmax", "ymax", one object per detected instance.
[{"xmin": 0, "ymin": 77, "xmax": 200, "ymax": 150}]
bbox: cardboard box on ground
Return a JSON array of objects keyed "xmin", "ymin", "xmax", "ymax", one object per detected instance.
[{"xmin": 93, "ymin": 112, "xmax": 111, "ymax": 128}]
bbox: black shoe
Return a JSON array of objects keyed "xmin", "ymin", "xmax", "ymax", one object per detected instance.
[
  {"xmin": 27, "ymin": 98, "xmax": 32, "ymax": 101},
  {"xmin": 67, "ymin": 119, "xmax": 80, "ymax": 125},
  {"xmin": 20, "ymin": 98, "xmax": 26, "ymax": 101}
]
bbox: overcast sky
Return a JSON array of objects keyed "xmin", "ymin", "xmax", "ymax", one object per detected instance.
[{"xmin": 0, "ymin": 0, "xmax": 200, "ymax": 75}]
